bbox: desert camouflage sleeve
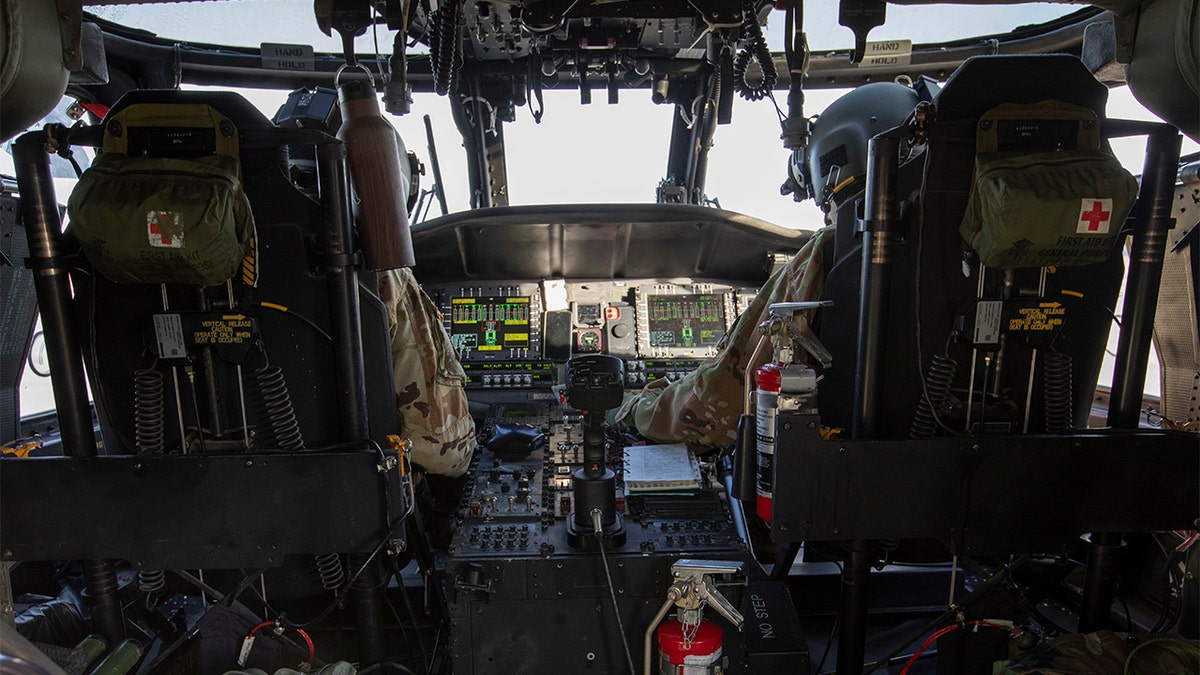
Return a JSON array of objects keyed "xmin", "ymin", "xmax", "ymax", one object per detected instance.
[
  {"xmin": 614, "ymin": 227, "xmax": 833, "ymax": 449},
  {"xmin": 378, "ymin": 268, "xmax": 476, "ymax": 477}
]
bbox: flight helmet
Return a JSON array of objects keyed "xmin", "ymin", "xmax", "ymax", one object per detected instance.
[{"xmin": 792, "ymin": 81, "xmax": 921, "ymax": 208}]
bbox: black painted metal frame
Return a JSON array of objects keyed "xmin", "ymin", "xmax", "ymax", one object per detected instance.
[
  {"xmin": 770, "ymin": 412, "xmax": 1199, "ymax": 554},
  {"xmin": 0, "ymin": 450, "xmax": 403, "ymax": 569}
]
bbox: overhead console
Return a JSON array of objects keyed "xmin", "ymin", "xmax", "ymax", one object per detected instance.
[{"xmin": 411, "ymin": 205, "xmax": 809, "ymax": 391}]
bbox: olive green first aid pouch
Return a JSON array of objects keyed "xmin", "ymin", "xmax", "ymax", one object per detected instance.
[
  {"xmin": 959, "ymin": 101, "xmax": 1138, "ymax": 268},
  {"xmin": 67, "ymin": 104, "xmax": 253, "ymax": 286}
]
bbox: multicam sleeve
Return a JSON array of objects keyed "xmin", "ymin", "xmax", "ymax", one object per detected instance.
[
  {"xmin": 615, "ymin": 227, "xmax": 833, "ymax": 449},
  {"xmin": 378, "ymin": 268, "xmax": 476, "ymax": 477}
]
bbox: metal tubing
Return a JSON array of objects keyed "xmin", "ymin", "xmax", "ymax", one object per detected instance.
[
  {"xmin": 732, "ymin": 414, "xmax": 758, "ymax": 502},
  {"xmin": 449, "ymin": 97, "xmax": 486, "ymax": 209},
  {"xmin": 839, "ymin": 131, "xmax": 899, "ymax": 675},
  {"xmin": 12, "ymin": 131, "xmax": 96, "ymax": 458},
  {"xmin": 770, "ymin": 543, "xmax": 802, "ymax": 582},
  {"xmin": 194, "ymin": 291, "xmax": 224, "ymax": 437},
  {"xmin": 836, "ymin": 540, "xmax": 874, "ymax": 675},
  {"xmin": 315, "ymin": 142, "xmax": 370, "ymax": 440},
  {"xmin": 689, "ymin": 95, "xmax": 718, "ymax": 204},
  {"xmin": 663, "ymin": 104, "xmax": 694, "ymax": 200},
  {"xmin": 1078, "ymin": 532, "xmax": 1124, "ymax": 632},
  {"xmin": 851, "ymin": 133, "xmax": 899, "ymax": 439},
  {"xmin": 1082, "ymin": 128, "xmax": 1181, "ymax": 632},
  {"xmin": 482, "ymin": 119, "xmax": 509, "ymax": 208},
  {"xmin": 719, "ymin": 470, "xmax": 751, "ymax": 552},
  {"xmin": 83, "ymin": 560, "xmax": 125, "ymax": 646},
  {"xmin": 317, "ymin": 142, "xmax": 376, "ymax": 661},
  {"xmin": 349, "ymin": 554, "xmax": 386, "ymax": 666},
  {"xmin": 15, "ymin": 133, "xmax": 127, "ymax": 663},
  {"xmin": 1106, "ymin": 129, "xmax": 1182, "ymax": 428},
  {"xmin": 423, "ymin": 115, "xmax": 449, "ymax": 216}
]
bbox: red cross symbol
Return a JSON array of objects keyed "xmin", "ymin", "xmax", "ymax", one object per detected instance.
[
  {"xmin": 149, "ymin": 214, "xmax": 174, "ymax": 244},
  {"xmin": 148, "ymin": 212, "xmax": 182, "ymax": 246},
  {"xmin": 1079, "ymin": 200, "xmax": 1111, "ymax": 232}
]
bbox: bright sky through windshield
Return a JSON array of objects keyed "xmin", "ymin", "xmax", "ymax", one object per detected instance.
[
  {"xmin": 90, "ymin": 0, "xmax": 1193, "ymax": 229},
  {"xmin": 88, "ymin": 1, "xmax": 1078, "ymax": 51}
]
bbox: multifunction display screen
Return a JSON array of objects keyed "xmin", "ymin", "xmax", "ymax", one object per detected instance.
[
  {"xmin": 646, "ymin": 294, "xmax": 725, "ymax": 349},
  {"xmin": 449, "ymin": 296, "xmax": 531, "ymax": 352}
]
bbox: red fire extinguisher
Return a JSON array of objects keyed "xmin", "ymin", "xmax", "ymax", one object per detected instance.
[
  {"xmin": 656, "ymin": 616, "xmax": 724, "ymax": 674},
  {"xmin": 755, "ymin": 362, "xmax": 782, "ymax": 524}
]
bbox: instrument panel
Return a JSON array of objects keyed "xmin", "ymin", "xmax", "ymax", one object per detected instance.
[{"xmin": 424, "ymin": 279, "xmax": 759, "ymax": 390}]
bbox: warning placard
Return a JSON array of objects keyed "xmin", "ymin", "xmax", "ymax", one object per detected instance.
[
  {"xmin": 187, "ymin": 313, "xmax": 258, "ymax": 363},
  {"xmin": 192, "ymin": 315, "xmax": 254, "ymax": 346},
  {"xmin": 1008, "ymin": 302, "xmax": 1066, "ymax": 333}
]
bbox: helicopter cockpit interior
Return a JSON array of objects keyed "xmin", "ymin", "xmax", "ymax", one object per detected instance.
[{"xmin": 1, "ymin": 0, "xmax": 1197, "ymax": 674}]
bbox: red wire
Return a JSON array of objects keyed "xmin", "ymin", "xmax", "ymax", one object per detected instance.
[
  {"xmin": 898, "ymin": 621, "xmax": 1014, "ymax": 675},
  {"xmin": 296, "ymin": 628, "xmax": 316, "ymax": 664},
  {"xmin": 245, "ymin": 622, "xmax": 316, "ymax": 666}
]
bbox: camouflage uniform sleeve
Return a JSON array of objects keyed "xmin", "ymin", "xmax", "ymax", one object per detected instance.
[
  {"xmin": 378, "ymin": 268, "xmax": 476, "ymax": 477},
  {"xmin": 615, "ymin": 227, "xmax": 833, "ymax": 448}
]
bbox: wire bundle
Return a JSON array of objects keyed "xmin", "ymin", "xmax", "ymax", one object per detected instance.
[{"xmin": 899, "ymin": 620, "xmax": 1019, "ymax": 675}]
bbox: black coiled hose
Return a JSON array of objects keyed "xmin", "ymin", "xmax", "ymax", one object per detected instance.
[
  {"xmin": 733, "ymin": 0, "xmax": 777, "ymax": 101},
  {"xmin": 430, "ymin": 0, "xmax": 463, "ymax": 96},
  {"xmin": 1042, "ymin": 352, "xmax": 1074, "ymax": 433},
  {"xmin": 134, "ymin": 368, "xmax": 165, "ymax": 455},
  {"xmin": 911, "ymin": 353, "xmax": 958, "ymax": 438},
  {"xmin": 254, "ymin": 365, "xmax": 305, "ymax": 450}
]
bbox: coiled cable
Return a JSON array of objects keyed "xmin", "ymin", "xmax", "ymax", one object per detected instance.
[
  {"xmin": 1042, "ymin": 351, "xmax": 1074, "ymax": 433},
  {"xmin": 254, "ymin": 365, "xmax": 305, "ymax": 450},
  {"xmin": 430, "ymin": 0, "xmax": 463, "ymax": 96},
  {"xmin": 134, "ymin": 368, "xmax": 165, "ymax": 455},
  {"xmin": 733, "ymin": 0, "xmax": 777, "ymax": 101},
  {"xmin": 911, "ymin": 353, "xmax": 958, "ymax": 439}
]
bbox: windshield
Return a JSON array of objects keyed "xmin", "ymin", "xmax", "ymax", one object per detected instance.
[
  {"xmin": 88, "ymin": 1, "xmax": 1080, "ymax": 51},
  {"xmin": 82, "ymin": 2, "xmax": 1139, "ymax": 228}
]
